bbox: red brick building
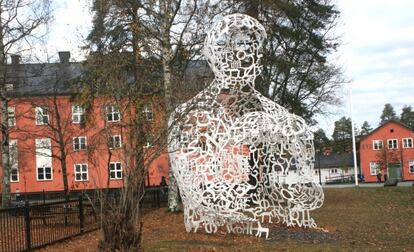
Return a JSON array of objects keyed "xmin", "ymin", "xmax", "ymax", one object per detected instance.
[
  {"xmin": 359, "ymin": 120, "xmax": 414, "ymax": 182},
  {"xmin": 0, "ymin": 52, "xmax": 211, "ymax": 195}
]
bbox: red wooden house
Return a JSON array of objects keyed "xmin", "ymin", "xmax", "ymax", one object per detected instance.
[{"xmin": 359, "ymin": 120, "xmax": 414, "ymax": 182}]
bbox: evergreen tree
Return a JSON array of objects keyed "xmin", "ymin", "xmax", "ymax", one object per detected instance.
[
  {"xmin": 237, "ymin": 0, "xmax": 343, "ymax": 123},
  {"xmin": 313, "ymin": 128, "xmax": 331, "ymax": 151},
  {"xmin": 331, "ymin": 116, "xmax": 352, "ymax": 153},
  {"xmin": 360, "ymin": 121, "xmax": 373, "ymax": 136},
  {"xmin": 379, "ymin": 103, "xmax": 398, "ymax": 125},
  {"xmin": 400, "ymin": 105, "xmax": 414, "ymax": 128}
]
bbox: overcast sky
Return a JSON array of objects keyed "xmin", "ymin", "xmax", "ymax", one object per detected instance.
[
  {"xmin": 328, "ymin": 0, "xmax": 414, "ymax": 134},
  {"xmin": 45, "ymin": 0, "xmax": 414, "ymax": 136}
]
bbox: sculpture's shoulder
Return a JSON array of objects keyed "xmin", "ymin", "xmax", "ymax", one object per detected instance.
[
  {"xmin": 250, "ymin": 91, "xmax": 288, "ymax": 115},
  {"xmin": 251, "ymin": 91, "xmax": 312, "ymax": 138},
  {"xmin": 169, "ymin": 88, "xmax": 218, "ymax": 126}
]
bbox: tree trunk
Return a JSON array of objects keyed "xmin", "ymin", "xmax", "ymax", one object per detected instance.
[
  {"xmin": 159, "ymin": 0, "xmax": 179, "ymax": 211},
  {"xmin": 0, "ymin": 7, "xmax": 11, "ymax": 208},
  {"xmin": 53, "ymin": 95, "xmax": 69, "ymax": 198},
  {"xmin": 1, "ymin": 96, "xmax": 10, "ymax": 208},
  {"xmin": 163, "ymin": 60, "xmax": 179, "ymax": 211}
]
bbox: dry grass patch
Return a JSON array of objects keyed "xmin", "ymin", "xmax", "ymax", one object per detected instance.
[{"xmin": 40, "ymin": 187, "xmax": 414, "ymax": 251}]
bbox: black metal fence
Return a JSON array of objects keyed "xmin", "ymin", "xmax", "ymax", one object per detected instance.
[
  {"xmin": 0, "ymin": 186, "xmax": 169, "ymax": 251},
  {"xmin": 0, "ymin": 195, "xmax": 99, "ymax": 252},
  {"xmin": 142, "ymin": 186, "xmax": 168, "ymax": 208}
]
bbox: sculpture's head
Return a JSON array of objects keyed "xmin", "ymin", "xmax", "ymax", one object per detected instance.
[{"xmin": 204, "ymin": 14, "xmax": 266, "ymax": 89}]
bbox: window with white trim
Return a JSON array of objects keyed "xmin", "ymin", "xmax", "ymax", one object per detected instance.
[
  {"xmin": 373, "ymin": 140, "xmax": 383, "ymax": 150},
  {"xmin": 106, "ymin": 105, "xmax": 120, "ymax": 122},
  {"xmin": 10, "ymin": 140, "xmax": 18, "ymax": 182},
  {"xmin": 37, "ymin": 166, "xmax": 52, "ymax": 181},
  {"xmin": 35, "ymin": 138, "xmax": 52, "ymax": 181},
  {"xmin": 73, "ymin": 136, "xmax": 87, "ymax": 151},
  {"xmin": 5, "ymin": 83, "xmax": 14, "ymax": 91},
  {"xmin": 74, "ymin": 164, "xmax": 88, "ymax": 181},
  {"xmin": 142, "ymin": 104, "xmax": 153, "ymax": 121},
  {"xmin": 387, "ymin": 139, "xmax": 398, "ymax": 149},
  {"xmin": 8, "ymin": 106, "xmax": 15, "ymax": 127},
  {"xmin": 370, "ymin": 162, "xmax": 379, "ymax": 175},
  {"xmin": 403, "ymin": 138, "xmax": 413, "ymax": 148},
  {"xmin": 330, "ymin": 168, "xmax": 338, "ymax": 174},
  {"xmin": 72, "ymin": 105, "xmax": 85, "ymax": 124},
  {"xmin": 35, "ymin": 106, "xmax": 49, "ymax": 125},
  {"xmin": 409, "ymin": 160, "xmax": 414, "ymax": 173},
  {"xmin": 108, "ymin": 135, "xmax": 122, "ymax": 149},
  {"xmin": 109, "ymin": 162, "xmax": 122, "ymax": 179}
]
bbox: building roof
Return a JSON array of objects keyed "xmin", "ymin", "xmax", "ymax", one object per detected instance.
[
  {"xmin": 6, "ymin": 62, "xmax": 83, "ymax": 97},
  {"xmin": 315, "ymin": 153, "xmax": 355, "ymax": 169},
  {"xmin": 6, "ymin": 56, "xmax": 211, "ymax": 99}
]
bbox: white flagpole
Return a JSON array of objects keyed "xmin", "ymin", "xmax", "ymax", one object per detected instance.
[{"xmin": 349, "ymin": 84, "xmax": 359, "ymax": 186}]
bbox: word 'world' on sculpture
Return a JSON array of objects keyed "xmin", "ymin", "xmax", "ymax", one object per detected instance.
[{"xmin": 168, "ymin": 13, "xmax": 324, "ymax": 239}]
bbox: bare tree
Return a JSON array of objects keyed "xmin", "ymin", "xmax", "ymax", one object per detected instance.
[
  {"xmin": 17, "ymin": 89, "xmax": 88, "ymax": 199},
  {"xmin": 139, "ymin": 0, "xmax": 234, "ymax": 211},
  {"xmin": 375, "ymin": 139, "xmax": 402, "ymax": 180},
  {"xmin": 82, "ymin": 0, "xmax": 234, "ymax": 248},
  {"xmin": 0, "ymin": 0, "xmax": 51, "ymax": 208}
]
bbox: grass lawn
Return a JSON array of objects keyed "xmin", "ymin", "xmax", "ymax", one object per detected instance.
[{"xmin": 41, "ymin": 187, "xmax": 414, "ymax": 251}]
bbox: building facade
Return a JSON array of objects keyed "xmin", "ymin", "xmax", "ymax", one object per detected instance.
[
  {"xmin": 359, "ymin": 120, "xmax": 414, "ymax": 182},
  {"xmin": 313, "ymin": 153, "xmax": 356, "ymax": 184},
  {"xmin": 0, "ymin": 52, "xmax": 180, "ymax": 195}
]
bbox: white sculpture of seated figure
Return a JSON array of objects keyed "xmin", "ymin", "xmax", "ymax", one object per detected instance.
[{"xmin": 168, "ymin": 13, "xmax": 324, "ymax": 237}]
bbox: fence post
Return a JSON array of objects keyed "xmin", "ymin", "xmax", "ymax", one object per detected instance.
[
  {"xmin": 24, "ymin": 201, "xmax": 31, "ymax": 251},
  {"xmin": 157, "ymin": 188, "xmax": 160, "ymax": 208},
  {"xmin": 153, "ymin": 188, "xmax": 156, "ymax": 208},
  {"xmin": 79, "ymin": 195, "xmax": 84, "ymax": 233}
]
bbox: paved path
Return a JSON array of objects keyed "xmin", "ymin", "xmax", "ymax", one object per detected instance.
[{"xmin": 323, "ymin": 181, "xmax": 413, "ymax": 188}]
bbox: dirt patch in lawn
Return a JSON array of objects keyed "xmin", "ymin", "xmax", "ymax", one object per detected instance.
[{"xmin": 269, "ymin": 226, "xmax": 340, "ymax": 243}]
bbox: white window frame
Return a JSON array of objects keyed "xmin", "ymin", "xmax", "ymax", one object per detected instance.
[
  {"xmin": 106, "ymin": 105, "xmax": 120, "ymax": 122},
  {"xmin": 35, "ymin": 106, "xmax": 49, "ymax": 125},
  {"xmin": 372, "ymin": 140, "xmax": 383, "ymax": 150},
  {"xmin": 143, "ymin": 104, "xmax": 153, "ymax": 121},
  {"xmin": 74, "ymin": 163, "xmax": 89, "ymax": 181},
  {"xmin": 109, "ymin": 162, "xmax": 122, "ymax": 180},
  {"xmin": 72, "ymin": 105, "xmax": 85, "ymax": 124},
  {"xmin": 73, "ymin": 136, "xmax": 87, "ymax": 151},
  {"xmin": 35, "ymin": 138, "xmax": 52, "ymax": 181},
  {"xmin": 37, "ymin": 166, "xmax": 53, "ymax": 181},
  {"xmin": 8, "ymin": 106, "xmax": 15, "ymax": 127},
  {"xmin": 403, "ymin": 138, "xmax": 413, "ymax": 149},
  {"xmin": 5, "ymin": 83, "xmax": 14, "ymax": 91},
  {"xmin": 370, "ymin": 162, "xmax": 379, "ymax": 175},
  {"xmin": 408, "ymin": 160, "xmax": 414, "ymax": 173},
  {"xmin": 387, "ymin": 139, "xmax": 398, "ymax": 149},
  {"xmin": 108, "ymin": 135, "xmax": 122, "ymax": 149},
  {"xmin": 9, "ymin": 139, "xmax": 18, "ymax": 182}
]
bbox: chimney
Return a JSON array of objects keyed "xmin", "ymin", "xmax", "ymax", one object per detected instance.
[
  {"xmin": 58, "ymin": 51, "xmax": 70, "ymax": 63},
  {"xmin": 11, "ymin": 55, "xmax": 20, "ymax": 65}
]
